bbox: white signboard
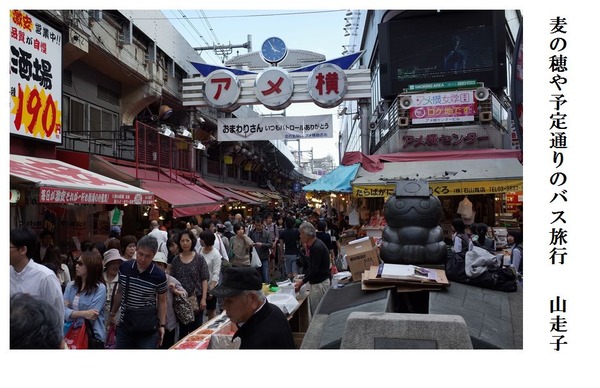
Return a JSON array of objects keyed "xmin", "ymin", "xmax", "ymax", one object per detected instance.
[
  {"xmin": 411, "ymin": 90, "xmax": 476, "ymax": 124},
  {"xmin": 254, "ymin": 68, "xmax": 294, "ymax": 110},
  {"xmin": 412, "ymin": 90, "xmax": 474, "ymax": 107},
  {"xmin": 307, "ymin": 63, "xmax": 348, "ymax": 108},
  {"xmin": 203, "ymin": 69, "xmax": 241, "ymax": 111},
  {"xmin": 9, "ymin": 10, "xmax": 62, "ymax": 143},
  {"xmin": 217, "ymin": 115, "xmax": 333, "ymax": 141}
]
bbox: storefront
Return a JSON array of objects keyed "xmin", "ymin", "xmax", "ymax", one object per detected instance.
[
  {"xmin": 90, "ymin": 157, "xmax": 225, "ymax": 220},
  {"xmin": 10, "ymin": 154, "xmax": 154, "ymax": 251},
  {"xmin": 349, "ymin": 154, "xmax": 523, "ymax": 233},
  {"xmin": 302, "ymin": 164, "xmax": 360, "ymax": 216}
]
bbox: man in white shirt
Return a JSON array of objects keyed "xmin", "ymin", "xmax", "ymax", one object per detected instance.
[
  {"xmin": 10, "ymin": 227, "xmax": 64, "ymax": 325},
  {"xmin": 148, "ymin": 220, "xmax": 168, "ymax": 256}
]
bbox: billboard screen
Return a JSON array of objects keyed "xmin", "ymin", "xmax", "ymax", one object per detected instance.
[{"xmin": 379, "ymin": 10, "xmax": 506, "ymax": 98}]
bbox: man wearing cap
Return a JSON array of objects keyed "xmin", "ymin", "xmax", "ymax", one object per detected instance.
[
  {"xmin": 223, "ymin": 221, "xmax": 235, "ymax": 240},
  {"xmin": 211, "ymin": 267, "xmax": 295, "ymax": 349}
]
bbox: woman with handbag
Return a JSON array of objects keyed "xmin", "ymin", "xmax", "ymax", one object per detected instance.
[
  {"xmin": 63, "ymin": 250, "xmax": 107, "ymax": 349},
  {"xmin": 151, "ymin": 252, "xmax": 188, "ymax": 348},
  {"xmin": 170, "ymin": 230, "xmax": 209, "ymax": 337}
]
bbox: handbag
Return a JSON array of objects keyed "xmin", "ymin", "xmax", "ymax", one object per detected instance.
[
  {"xmin": 250, "ymin": 247, "xmax": 262, "ymax": 268},
  {"xmin": 84, "ymin": 319, "xmax": 104, "ymax": 349},
  {"xmin": 120, "ymin": 274, "xmax": 159, "ymax": 335},
  {"xmin": 173, "ymin": 294, "xmax": 195, "ymax": 325},
  {"xmin": 64, "ymin": 322, "xmax": 88, "ymax": 349},
  {"xmin": 186, "ymin": 290, "xmax": 200, "ymax": 314}
]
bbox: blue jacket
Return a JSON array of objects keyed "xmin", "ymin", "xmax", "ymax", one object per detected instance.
[{"xmin": 64, "ymin": 281, "xmax": 107, "ymax": 342}]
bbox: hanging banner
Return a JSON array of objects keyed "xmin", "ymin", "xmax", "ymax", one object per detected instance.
[
  {"xmin": 217, "ymin": 114, "xmax": 332, "ymax": 141},
  {"xmin": 9, "ymin": 10, "xmax": 62, "ymax": 143}
]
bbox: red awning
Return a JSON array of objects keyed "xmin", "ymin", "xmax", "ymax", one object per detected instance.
[
  {"xmin": 98, "ymin": 163, "xmax": 224, "ymax": 217},
  {"xmin": 10, "ymin": 154, "xmax": 154, "ymax": 205},
  {"xmin": 341, "ymin": 149, "xmax": 523, "ymax": 173},
  {"xmin": 211, "ymin": 185, "xmax": 262, "ymax": 205}
]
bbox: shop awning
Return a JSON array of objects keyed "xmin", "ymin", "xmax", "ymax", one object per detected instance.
[
  {"xmin": 10, "ymin": 154, "xmax": 154, "ymax": 205},
  {"xmin": 352, "ymin": 158, "xmax": 523, "ymax": 197},
  {"xmin": 211, "ymin": 186, "xmax": 260, "ymax": 205},
  {"xmin": 215, "ymin": 184, "xmax": 267, "ymax": 204},
  {"xmin": 90, "ymin": 159, "xmax": 224, "ymax": 217},
  {"xmin": 303, "ymin": 163, "xmax": 360, "ymax": 193},
  {"xmin": 141, "ymin": 179, "xmax": 222, "ymax": 217}
]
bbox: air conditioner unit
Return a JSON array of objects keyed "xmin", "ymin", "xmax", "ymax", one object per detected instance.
[
  {"xmin": 399, "ymin": 96, "xmax": 413, "ymax": 109},
  {"xmin": 369, "ymin": 122, "xmax": 377, "ymax": 130},
  {"xmin": 398, "ymin": 117, "xmax": 409, "ymax": 127},
  {"xmin": 474, "ymin": 87, "xmax": 490, "ymax": 101},
  {"xmin": 479, "ymin": 112, "xmax": 492, "ymax": 122}
]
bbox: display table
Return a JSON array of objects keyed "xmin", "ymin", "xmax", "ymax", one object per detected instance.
[{"xmin": 170, "ymin": 291, "xmax": 309, "ymax": 349}]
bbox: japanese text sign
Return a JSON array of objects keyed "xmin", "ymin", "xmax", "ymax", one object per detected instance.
[
  {"xmin": 217, "ymin": 115, "xmax": 332, "ymax": 141},
  {"xmin": 9, "ymin": 10, "xmax": 62, "ymax": 143},
  {"xmin": 307, "ymin": 63, "xmax": 348, "ymax": 108},
  {"xmin": 203, "ymin": 69, "xmax": 241, "ymax": 111},
  {"xmin": 254, "ymin": 68, "xmax": 294, "ymax": 110},
  {"xmin": 411, "ymin": 91, "xmax": 475, "ymax": 124}
]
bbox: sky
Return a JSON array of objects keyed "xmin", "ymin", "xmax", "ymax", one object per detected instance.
[{"xmin": 162, "ymin": 9, "xmax": 349, "ymax": 164}]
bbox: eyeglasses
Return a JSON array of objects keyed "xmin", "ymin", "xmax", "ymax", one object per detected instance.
[{"xmin": 75, "ymin": 260, "xmax": 84, "ymax": 266}]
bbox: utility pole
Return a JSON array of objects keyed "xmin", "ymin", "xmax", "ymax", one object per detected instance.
[{"xmin": 194, "ymin": 35, "xmax": 252, "ymax": 62}]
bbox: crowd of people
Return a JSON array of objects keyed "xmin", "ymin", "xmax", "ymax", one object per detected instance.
[
  {"xmin": 10, "ymin": 206, "xmax": 345, "ymax": 350},
  {"xmin": 450, "ymin": 218, "xmax": 523, "ymax": 281}
]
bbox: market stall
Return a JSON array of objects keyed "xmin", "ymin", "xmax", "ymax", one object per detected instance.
[{"xmin": 171, "ymin": 284, "xmax": 309, "ymax": 349}]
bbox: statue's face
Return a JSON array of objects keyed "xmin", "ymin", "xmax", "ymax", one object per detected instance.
[{"xmin": 385, "ymin": 195, "xmax": 442, "ymax": 227}]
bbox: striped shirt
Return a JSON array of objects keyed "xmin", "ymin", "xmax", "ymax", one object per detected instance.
[{"xmin": 116, "ymin": 260, "xmax": 167, "ymax": 323}]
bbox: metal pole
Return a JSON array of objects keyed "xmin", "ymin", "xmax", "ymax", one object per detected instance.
[{"xmin": 359, "ymin": 98, "xmax": 371, "ymax": 155}]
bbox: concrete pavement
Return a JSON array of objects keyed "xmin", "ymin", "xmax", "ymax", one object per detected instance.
[{"xmin": 429, "ymin": 280, "xmax": 523, "ymax": 349}]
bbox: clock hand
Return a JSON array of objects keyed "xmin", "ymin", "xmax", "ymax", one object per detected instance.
[{"xmin": 269, "ymin": 42, "xmax": 280, "ymax": 53}]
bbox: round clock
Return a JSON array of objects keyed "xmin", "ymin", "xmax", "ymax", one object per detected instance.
[{"xmin": 260, "ymin": 37, "xmax": 287, "ymax": 64}]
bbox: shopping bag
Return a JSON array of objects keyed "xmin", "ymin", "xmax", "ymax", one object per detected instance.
[
  {"xmin": 105, "ymin": 326, "xmax": 117, "ymax": 349},
  {"xmin": 250, "ymin": 247, "xmax": 262, "ymax": 268},
  {"xmin": 64, "ymin": 323, "xmax": 89, "ymax": 349}
]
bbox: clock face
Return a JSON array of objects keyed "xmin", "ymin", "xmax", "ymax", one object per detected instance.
[{"xmin": 261, "ymin": 37, "xmax": 287, "ymax": 63}]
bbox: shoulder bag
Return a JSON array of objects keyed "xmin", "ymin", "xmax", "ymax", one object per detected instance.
[
  {"xmin": 84, "ymin": 319, "xmax": 105, "ymax": 349},
  {"xmin": 120, "ymin": 274, "xmax": 159, "ymax": 335},
  {"xmin": 173, "ymin": 293, "xmax": 195, "ymax": 325}
]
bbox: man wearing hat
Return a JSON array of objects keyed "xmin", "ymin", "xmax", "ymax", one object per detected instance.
[
  {"xmin": 211, "ymin": 267, "xmax": 295, "ymax": 349},
  {"xmin": 223, "ymin": 221, "xmax": 235, "ymax": 240}
]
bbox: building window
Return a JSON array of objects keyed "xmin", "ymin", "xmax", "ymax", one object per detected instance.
[{"xmin": 63, "ymin": 95, "xmax": 118, "ymax": 140}]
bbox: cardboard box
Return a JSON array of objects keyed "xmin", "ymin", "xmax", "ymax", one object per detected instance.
[{"xmin": 345, "ymin": 236, "xmax": 380, "ymax": 282}]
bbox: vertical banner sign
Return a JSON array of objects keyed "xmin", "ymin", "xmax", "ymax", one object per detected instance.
[
  {"xmin": 9, "ymin": 10, "xmax": 62, "ymax": 143},
  {"xmin": 547, "ymin": 16, "xmax": 569, "ymax": 352}
]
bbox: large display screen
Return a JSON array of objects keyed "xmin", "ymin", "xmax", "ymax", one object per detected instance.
[{"xmin": 378, "ymin": 10, "xmax": 506, "ymax": 98}]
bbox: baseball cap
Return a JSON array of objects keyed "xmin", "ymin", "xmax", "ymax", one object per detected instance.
[
  {"xmin": 210, "ymin": 267, "xmax": 262, "ymax": 298},
  {"xmin": 110, "ymin": 225, "xmax": 121, "ymax": 235},
  {"xmin": 103, "ymin": 248, "xmax": 125, "ymax": 267},
  {"xmin": 224, "ymin": 221, "xmax": 233, "ymax": 232},
  {"xmin": 153, "ymin": 252, "xmax": 168, "ymax": 265}
]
